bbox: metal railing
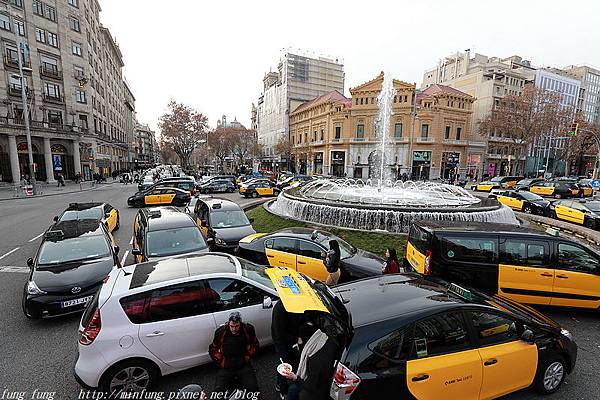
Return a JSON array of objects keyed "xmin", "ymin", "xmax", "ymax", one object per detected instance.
[
  {"xmin": 42, "ymin": 93, "xmax": 65, "ymax": 104},
  {"xmin": 416, "ymin": 137, "xmax": 434, "ymax": 143},
  {"xmin": 40, "ymin": 64, "xmax": 62, "ymax": 79},
  {"xmin": 3, "ymin": 55, "xmax": 30, "ymax": 69}
]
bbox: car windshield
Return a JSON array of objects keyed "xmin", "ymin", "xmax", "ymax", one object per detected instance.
[
  {"xmin": 516, "ymin": 179, "xmax": 533, "ymax": 185},
  {"xmin": 240, "ymin": 259, "xmax": 274, "ymax": 289},
  {"xmin": 585, "ymin": 202, "xmax": 600, "ymax": 212},
  {"xmin": 211, "ymin": 210, "xmax": 250, "ymax": 228},
  {"xmin": 491, "ymin": 177, "xmax": 503, "ymax": 182},
  {"xmin": 519, "ymin": 191, "xmax": 544, "ymax": 201},
  {"xmin": 59, "ymin": 208, "xmax": 102, "ymax": 221},
  {"xmin": 317, "ymin": 235, "xmax": 355, "ymax": 259},
  {"xmin": 37, "ymin": 235, "xmax": 110, "ymax": 266},
  {"xmin": 146, "ymin": 227, "xmax": 207, "ymax": 257}
]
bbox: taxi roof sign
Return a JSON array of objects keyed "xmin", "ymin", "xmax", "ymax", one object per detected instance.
[
  {"xmin": 44, "ymin": 230, "xmax": 64, "ymax": 241},
  {"xmin": 265, "ymin": 267, "xmax": 329, "ymax": 314},
  {"xmin": 448, "ymin": 283, "xmax": 473, "ymax": 300}
]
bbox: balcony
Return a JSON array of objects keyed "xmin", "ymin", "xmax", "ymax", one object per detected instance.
[
  {"xmin": 310, "ymin": 140, "xmax": 325, "ymax": 146},
  {"xmin": 443, "ymin": 139, "xmax": 468, "ymax": 146},
  {"xmin": 42, "ymin": 93, "xmax": 65, "ymax": 104},
  {"xmin": 350, "ymin": 137, "xmax": 367, "ymax": 143},
  {"xmin": 0, "ymin": 116, "xmax": 74, "ymax": 133},
  {"xmin": 393, "ymin": 137, "xmax": 409, "ymax": 143},
  {"xmin": 7, "ymin": 85, "xmax": 32, "ymax": 98},
  {"xmin": 468, "ymin": 141, "xmax": 487, "ymax": 148},
  {"xmin": 329, "ymin": 138, "xmax": 344, "ymax": 144},
  {"xmin": 416, "ymin": 137, "xmax": 434, "ymax": 143},
  {"xmin": 40, "ymin": 64, "xmax": 62, "ymax": 80},
  {"xmin": 3, "ymin": 55, "xmax": 31, "ymax": 69}
]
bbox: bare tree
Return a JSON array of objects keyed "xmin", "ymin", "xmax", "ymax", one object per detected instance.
[
  {"xmin": 230, "ymin": 128, "xmax": 256, "ymax": 166},
  {"xmin": 158, "ymin": 101, "xmax": 208, "ymax": 168},
  {"xmin": 480, "ymin": 86, "xmax": 571, "ymax": 175},
  {"xmin": 275, "ymin": 135, "xmax": 291, "ymax": 171},
  {"xmin": 208, "ymin": 127, "xmax": 236, "ymax": 173}
]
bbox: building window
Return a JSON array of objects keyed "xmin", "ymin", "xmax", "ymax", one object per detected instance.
[
  {"xmin": 320, "ymin": 129, "xmax": 324, "ymax": 141},
  {"xmin": 0, "ymin": 14, "xmax": 10, "ymax": 31},
  {"xmin": 72, "ymin": 41, "xmax": 82, "ymax": 56},
  {"xmin": 74, "ymin": 65, "xmax": 84, "ymax": 79},
  {"xmin": 47, "ymin": 31, "xmax": 58, "ymax": 47},
  {"xmin": 35, "ymin": 27, "xmax": 46, "ymax": 43},
  {"xmin": 445, "ymin": 126, "xmax": 451, "ymax": 139},
  {"xmin": 78, "ymin": 114, "xmax": 88, "ymax": 129},
  {"xmin": 33, "ymin": 0, "xmax": 43, "ymax": 16},
  {"xmin": 11, "ymin": 0, "xmax": 23, "ymax": 7},
  {"xmin": 394, "ymin": 123, "xmax": 403, "ymax": 138},
  {"xmin": 69, "ymin": 17, "xmax": 80, "ymax": 32},
  {"xmin": 356, "ymin": 124, "xmax": 364, "ymax": 138},
  {"xmin": 47, "ymin": 110, "xmax": 62, "ymax": 124},
  {"xmin": 44, "ymin": 82, "xmax": 60, "ymax": 98},
  {"xmin": 15, "ymin": 19, "xmax": 25, "ymax": 35},
  {"xmin": 456, "ymin": 127, "xmax": 462, "ymax": 140},
  {"xmin": 421, "ymin": 124, "xmax": 429, "ymax": 138},
  {"xmin": 68, "ymin": 0, "xmax": 79, "ymax": 7},
  {"xmin": 335, "ymin": 126, "xmax": 341, "ymax": 139},
  {"xmin": 76, "ymin": 90, "xmax": 86, "ymax": 103},
  {"xmin": 44, "ymin": 4, "xmax": 56, "ymax": 21}
]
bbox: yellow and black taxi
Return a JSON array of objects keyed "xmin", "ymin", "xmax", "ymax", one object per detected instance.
[
  {"xmin": 488, "ymin": 189, "xmax": 551, "ymax": 215},
  {"xmin": 550, "ymin": 199, "xmax": 600, "ymax": 230},
  {"xmin": 513, "ymin": 178, "xmax": 544, "ymax": 191},
  {"xmin": 277, "ymin": 174, "xmax": 313, "ymax": 190},
  {"xmin": 132, "ymin": 207, "xmax": 209, "ymax": 263},
  {"xmin": 529, "ymin": 180, "xmax": 579, "ymax": 198},
  {"xmin": 576, "ymin": 179, "xmax": 594, "ymax": 197},
  {"xmin": 54, "ymin": 202, "xmax": 120, "ymax": 232},
  {"xmin": 473, "ymin": 176, "xmax": 523, "ymax": 192},
  {"xmin": 237, "ymin": 227, "xmax": 383, "ymax": 282},
  {"xmin": 267, "ymin": 267, "xmax": 577, "ymax": 399},
  {"xmin": 23, "ymin": 219, "xmax": 119, "ymax": 319},
  {"xmin": 193, "ymin": 198, "xmax": 256, "ymax": 251},
  {"xmin": 405, "ymin": 221, "xmax": 600, "ymax": 310},
  {"xmin": 127, "ymin": 186, "xmax": 191, "ymax": 207},
  {"xmin": 241, "ymin": 180, "xmax": 281, "ymax": 198},
  {"xmin": 238, "ymin": 178, "xmax": 273, "ymax": 196}
]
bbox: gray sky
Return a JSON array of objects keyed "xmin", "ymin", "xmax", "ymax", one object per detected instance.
[{"xmin": 101, "ymin": 0, "xmax": 600, "ymax": 134}]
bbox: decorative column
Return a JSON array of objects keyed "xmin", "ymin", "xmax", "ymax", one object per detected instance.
[
  {"xmin": 43, "ymin": 137, "xmax": 56, "ymax": 183},
  {"xmin": 73, "ymin": 140, "xmax": 81, "ymax": 176},
  {"xmin": 8, "ymin": 134, "xmax": 20, "ymax": 184}
]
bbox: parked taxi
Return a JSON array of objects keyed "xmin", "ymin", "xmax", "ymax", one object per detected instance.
[
  {"xmin": 54, "ymin": 202, "xmax": 120, "ymax": 232},
  {"xmin": 127, "ymin": 187, "xmax": 191, "ymax": 207},
  {"xmin": 488, "ymin": 190, "xmax": 551, "ymax": 215},
  {"xmin": 266, "ymin": 267, "xmax": 577, "ymax": 399},
  {"xmin": 405, "ymin": 221, "xmax": 600, "ymax": 310},
  {"xmin": 529, "ymin": 180, "xmax": 579, "ymax": 198},
  {"xmin": 242, "ymin": 180, "xmax": 281, "ymax": 198},
  {"xmin": 238, "ymin": 178, "xmax": 272, "ymax": 195},
  {"xmin": 550, "ymin": 199, "xmax": 600, "ymax": 230},
  {"xmin": 473, "ymin": 176, "xmax": 523, "ymax": 192},
  {"xmin": 237, "ymin": 228, "xmax": 383, "ymax": 282}
]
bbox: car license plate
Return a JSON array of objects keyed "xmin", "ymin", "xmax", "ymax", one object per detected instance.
[{"xmin": 61, "ymin": 295, "xmax": 93, "ymax": 308}]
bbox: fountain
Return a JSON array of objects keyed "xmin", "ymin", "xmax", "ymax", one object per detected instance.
[{"xmin": 267, "ymin": 72, "xmax": 518, "ymax": 233}]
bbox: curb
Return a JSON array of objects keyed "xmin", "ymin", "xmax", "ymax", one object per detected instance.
[
  {"xmin": 518, "ymin": 213, "xmax": 600, "ymax": 248},
  {"xmin": 242, "ymin": 198, "xmax": 270, "ymax": 211},
  {"xmin": 0, "ymin": 182, "xmax": 119, "ymax": 202}
]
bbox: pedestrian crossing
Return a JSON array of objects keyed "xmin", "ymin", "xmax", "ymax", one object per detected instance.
[{"xmin": 0, "ymin": 266, "xmax": 29, "ymax": 273}]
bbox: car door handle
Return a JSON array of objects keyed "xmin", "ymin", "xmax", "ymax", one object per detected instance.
[
  {"xmin": 540, "ymin": 273, "xmax": 553, "ymax": 277},
  {"xmin": 556, "ymin": 275, "xmax": 569, "ymax": 279},
  {"xmin": 146, "ymin": 331, "xmax": 164, "ymax": 337},
  {"xmin": 411, "ymin": 374, "xmax": 429, "ymax": 382},
  {"xmin": 298, "ymin": 261, "xmax": 306, "ymax": 264},
  {"xmin": 484, "ymin": 359, "xmax": 498, "ymax": 366}
]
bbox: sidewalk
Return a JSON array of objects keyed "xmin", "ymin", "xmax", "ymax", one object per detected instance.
[{"xmin": 0, "ymin": 180, "xmax": 119, "ymax": 201}]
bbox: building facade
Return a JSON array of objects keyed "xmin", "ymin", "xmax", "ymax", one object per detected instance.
[
  {"xmin": 563, "ymin": 65, "xmax": 600, "ymax": 124},
  {"xmin": 422, "ymin": 51, "xmax": 534, "ymax": 178},
  {"xmin": 0, "ymin": 0, "xmax": 134, "ymax": 183},
  {"xmin": 290, "ymin": 73, "xmax": 474, "ymax": 180},
  {"xmin": 256, "ymin": 50, "xmax": 344, "ymax": 169},
  {"xmin": 133, "ymin": 122, "xmax": 156, "ymax": 169}
]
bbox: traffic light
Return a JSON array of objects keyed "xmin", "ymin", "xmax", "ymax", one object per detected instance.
[{"xmin": 568, "ymin": 123, "xmax": 579, "ymax": 136}]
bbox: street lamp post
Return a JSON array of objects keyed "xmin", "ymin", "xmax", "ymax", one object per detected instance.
[
  {"xmin": 7, "ymin": 9, "xmax": 36, "ymax": 194},
  {"xmin": 408, "ymin": 88, "xmax": 420, "ymax": 178}
]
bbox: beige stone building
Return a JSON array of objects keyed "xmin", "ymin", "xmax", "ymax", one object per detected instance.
[
  {"xmin": 0, "ymin": 0, "xmax": 135, "ymax": 183},
  {"xmin": 290, "ymin": 73, "xmax": 474, "ymax": 180}
]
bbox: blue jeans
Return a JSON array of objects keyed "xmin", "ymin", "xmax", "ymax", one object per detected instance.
[{"xmin": 286, "ymin": 383, "xmax": 301, "ymax": 400}]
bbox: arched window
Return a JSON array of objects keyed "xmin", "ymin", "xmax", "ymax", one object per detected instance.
[{"xmin": 51, "ymin": 144, "xmax": 68, "ymax": 154}]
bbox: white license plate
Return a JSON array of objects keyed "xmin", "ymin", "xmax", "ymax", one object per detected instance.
[{"xmin": 61, "ymin": 295, "xmax": 93, "ymax": 308}]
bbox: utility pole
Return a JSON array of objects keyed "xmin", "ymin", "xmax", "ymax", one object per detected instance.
[{"xmin": 408, "ymin": 88, "xmax": 420, "ymax": 177}]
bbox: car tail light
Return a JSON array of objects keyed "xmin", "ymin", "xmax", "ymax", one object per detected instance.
[
  {"xmin": 331, "ymin": 363, "xmax": 361, "ymax": 400},
  {"xmin": 424, "ymin": 250, "xmax": 432, "ymax": 275},
  {"xmin": 79, "ymin": 308, "xmax": 101, "ymax": 345}
]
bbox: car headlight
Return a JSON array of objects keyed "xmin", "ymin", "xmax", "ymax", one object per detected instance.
[
  {"xmin": 560, "ymin": 328, "xmax": 572, "ymax": 340},
  {"xmin": 26, "ymin": 280, "xmax": 46, "ymax": 295},
  {"xmin": 215, "ymin": 237, "xmax": 227, "ymax": 246}
]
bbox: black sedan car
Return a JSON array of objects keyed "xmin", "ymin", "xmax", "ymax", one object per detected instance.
[
  {"xmin": 236, "ymin": 227, "xmax": 384, "ymax": 283},
  {"xmin": 197, "ymin": 179, "xmax": 236, "ymax": 194},
  {"xmin": 22, "ymin": 220, "xmax": 119, "ymax": 319}
]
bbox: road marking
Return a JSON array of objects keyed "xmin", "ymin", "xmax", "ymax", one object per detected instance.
[
  {"xmin": 120, "ymin": 250, "xmax": 129, "ymax": 266},
  {"xmin": 28, "ymin": 233, "xmax": 44, "ymax": 242},
  {"xmin": 0, "ymin": 247, "xmax": 19, "ymax": 260},
  {"xmin": 129, "ymin": 236, "xmax": 133, "ymax": 245},
  {"xmin": 0, "ymin": 266, "xmax": 29, "ymax": 273}
]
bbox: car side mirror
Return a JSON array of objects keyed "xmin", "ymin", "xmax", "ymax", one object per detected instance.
[
  {"xmin": 53, "ymin": 216, "xmax": 58, "ymax": 222},
  {"xmin": 521, "ymin": 329, "xmax": 535, "ymax": 344},
  {"xmin": 132, "ymin": 248, "xmax": 142, "ymax": 256},
  {"xmin": 113, "ymin": 245, "xmax": 120, "ymax": 255},
  {"xmin": 262, "ymin": 296, "xmax": 273, "ymax": 309},
  {"xmin": 27, "ymin": 258, "xmax": 34, "ymax": 268}
]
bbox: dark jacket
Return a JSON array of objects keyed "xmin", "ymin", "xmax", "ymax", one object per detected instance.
[
  {"xmin": 209, "ymin": 322, "xmax": 259, "ymax": 369},
  {"xmin": 296, "ymin": 339, "xmax": 340, "ymax": 400},
  {"xmin": 272, "ymin": 300, "xmax": 302, "ymax": 345},
  {"xmin": 323, "ymin": 250, "xmax": 340, "ymax": 273}
]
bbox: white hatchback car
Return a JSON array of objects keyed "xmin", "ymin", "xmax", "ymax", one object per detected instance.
[{"xmin": 74, "ymin": 253, "xmax": 278, "ymax": 393}]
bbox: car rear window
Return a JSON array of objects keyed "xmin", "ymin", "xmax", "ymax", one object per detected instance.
[{"xmin": 409, "ymin": 225, "xmax": 430, "ymax": 253}]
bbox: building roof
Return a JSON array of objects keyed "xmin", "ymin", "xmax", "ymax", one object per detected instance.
[
  {"xmin": 292, "ymin": 90, "xmax": 351, "ymax": 114},
  {"xmin": 416, "ymin": 84, "xmax": 472, "ymax": 102}
]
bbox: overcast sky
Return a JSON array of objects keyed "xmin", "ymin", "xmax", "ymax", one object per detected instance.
[{"xmin": 100, "ymin": 0, "xmax": 600, "ymax": 134}]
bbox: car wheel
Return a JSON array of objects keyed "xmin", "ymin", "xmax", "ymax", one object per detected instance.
[
  {"xmin": 554, "ymin": 194, "xmax": 562, "ymax": 199},
  {"xmin": 135, "ymin": 199, "xmax": 144, "ymax": 208},
  {"xmin": 549, "ymin": 210, "xmax": 557, "ymax": 219},
  {"xmin": 523, "ymin": 205, "xmax": 533, "ymax": 214},
  {"xmin": 252, "ymin": 191, "xmax": 259, "ymax": 198},
  {"xmin": 99, "ymin": 359, "xmax": 158, "ymax": 396},
  {"xmin": 533, "ymin": 355, "xmax": 566, "ymax": 395},
  {"xmin": 585, "ymin": 219, "xmax": 596, "ymax": 229},
  {"xmin": 227, "ymin": 187, "xmax": 234, "ymax": 193},
  {"xmin": 115, "ymin": 217, "xmax": 120, "ymax": 230}
]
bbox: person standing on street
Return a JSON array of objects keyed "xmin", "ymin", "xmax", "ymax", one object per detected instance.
[
  {"xmin": 209, "ymin": 312, "xmax": 260, "ymax": 397},
  {"xmin": 323, "ymin": 240, "xmax": 341, "ymax": 286},
  {"xmin": 57, "ymin": 173, "xmax": 65, "ymax": 187},
  {"xmin": 382, "ymin": 248, "xmax": 400, "ymax": 274},
  {"xmin": 272, "ymin": 300, "xmax": 303, "ymax": 399}
]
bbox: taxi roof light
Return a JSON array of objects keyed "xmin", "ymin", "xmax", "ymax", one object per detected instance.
[
  {"xmin": 148, "ymin": 210, "xmax": 162, "ymax": 219},
  {"xmin": 212, "ymin": 203, "xmax": 222, "ymax": 209},
  {"xmin": 448, "ymin": 283, "xmax": 473, "ymax": 300},
  {"xmin": 44, "ymin": 230, "xmax": 64, "ymax": 240}
]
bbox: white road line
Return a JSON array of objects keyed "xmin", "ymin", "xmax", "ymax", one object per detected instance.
[
  {"xmin": 129, "ymin": 236, "xmax": 133, "ymax": 245},
  {"xmin": 28, "ymin": 233, "xmax": 44, "ymax": 242},
  {"xmin": 0, "ymin": 266, "xmax": 29, "ymax": 273},
  {"xmin": 120, "ymin": 250, "xmax": 129, "ymax": 266},
  {"xmin": 0, "ymin": 247, "xmax": 19, "ymax": 261}
]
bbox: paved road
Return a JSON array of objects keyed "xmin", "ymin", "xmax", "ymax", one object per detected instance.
[{"xmin": 0, "ymin": 186, "xmax": 598, "ymax": 400}]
